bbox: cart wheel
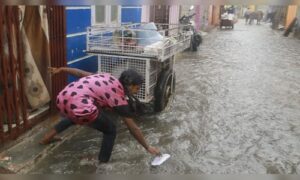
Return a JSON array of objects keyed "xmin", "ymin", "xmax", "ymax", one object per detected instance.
[
  {"xmin": 192, "ymin": 44, "xmax": 198, "ymax": 51},
  {"xmin": 191, "ymin": 39, "xmax": 197, "ymax": 51},
  {"xmin": 154, "ymin": 69, "xmax": 176, "ymax": 112},
  {"xmin": 191, "ymin": 34, "xmax": 202, "ymax": 51},
  {"xmin": 189, "ymin": 38, "xmax": 194, "ymax": 51}
]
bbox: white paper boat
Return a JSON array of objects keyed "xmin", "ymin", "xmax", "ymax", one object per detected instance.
[{"xmin": 151, "ymin": 154, "xmax": 171, "ymax": 166}]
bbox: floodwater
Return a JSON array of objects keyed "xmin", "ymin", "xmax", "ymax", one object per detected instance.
[{"xmin": 31, "ymin": 21, "xmax": 300, "ymax": 174}]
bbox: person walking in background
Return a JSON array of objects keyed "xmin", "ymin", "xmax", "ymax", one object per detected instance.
[
  {"xmin": 265, "ymin": 7, "xmax": 274, "ymax": 23},
  {"xmin": 244, "ymin": 8, "xmax": 251, "ymax": 25}
]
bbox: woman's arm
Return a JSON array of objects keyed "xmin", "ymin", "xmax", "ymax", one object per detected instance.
[
  {"xmin": 48, "ymin": 67, "xmax": 94, "ymax": 78},
  {"xmin": 122, "ymin": 117, "xmax": 160, "ymax": 155}
]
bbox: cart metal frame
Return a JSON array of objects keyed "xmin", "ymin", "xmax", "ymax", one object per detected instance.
[{"xmin": 86, "ymin": 23, "xmax": 191, "ymax": 110}]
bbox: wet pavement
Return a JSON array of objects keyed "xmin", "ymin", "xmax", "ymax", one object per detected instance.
[{"xmin": 30, "ymin": 21, "xmax": 300, "ymax": 174}]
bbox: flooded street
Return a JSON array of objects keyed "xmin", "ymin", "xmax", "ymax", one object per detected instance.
[{"xmin": 31, "ymin": 22, "xmax": 300, "ymax": 174}]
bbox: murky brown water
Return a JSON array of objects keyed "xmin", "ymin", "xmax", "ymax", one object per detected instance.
[{"xmin": 31, "ymin": 22, "xmax": 300, "ymax": 174}]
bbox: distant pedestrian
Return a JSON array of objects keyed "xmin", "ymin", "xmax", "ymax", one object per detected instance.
[
  {"xmin": 244, "ymin": 8, "xmax": 251, "ymax": 25},
  {"xmin": 265, "ymin": 7, "xmax": 274, "ymax": 23}
]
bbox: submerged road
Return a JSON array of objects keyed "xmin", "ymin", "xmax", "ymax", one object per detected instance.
[{"xmin": 32, "ymin": 22, "xmax": 300, "ymax": 174}]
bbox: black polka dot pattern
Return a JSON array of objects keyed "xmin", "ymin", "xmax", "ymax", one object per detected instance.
[
  {"xmin": 68, "ymin": 83, "xmax": 74, "ymax": 88},
  {"xmin": 105, "ymin": 93, "xmax": 110, "ymax": 99},
  {"xmin": 109, "ymin": 77, "xmax": 115, "ymax": 81},
  {"xmin": 62, "ymin": 91, "xmax": 67, "ymax": 96},
  {"xmin": 114, "ymin": 99, "xmax": 118, "ymax": 105},
  {"xmin": 103, "ymin": 81, "xmax": 108, "ymax": 85},
  {"xmin": 71, "ymin": 92, "xmax": 77, "ymax": 97},
  {"xmin": 63, "ymin": 99, "xmax": 68, "ymax": 105},
  {"xmin": 89, "ymin": 88, "xmax": 94, "ymax": 93},
  {"xmin": 81, "ymin": 99, "xmax": 88, "ymax": 104},
  {"xmin": 95, "ymin": 81, "xmax": 101, "ymax": 87},
  {"xmin": 70, "ymin": 104, "xmax": 77, "ymax": 110},
  {"xmin": 57, "ymin": 74, "xmax": 129, "ymax": 123}
]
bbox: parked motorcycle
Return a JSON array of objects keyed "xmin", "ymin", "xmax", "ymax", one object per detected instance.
[{"xmin": 179, "ymin": 12, "xmax": 202, "ymax": 51}]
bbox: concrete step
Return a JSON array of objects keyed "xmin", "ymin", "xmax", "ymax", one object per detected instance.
[{"xmin": 0, "ymin": 115, "xmax": 81, "ymax": 173}]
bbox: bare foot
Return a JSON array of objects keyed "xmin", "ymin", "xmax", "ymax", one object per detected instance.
[
  {"xmin": 39, "ymin": 136, "xmax": 62, "ymax": 145},
  {"xmin": 39, "ymin": 129, "xmax": 59, "ymax": 145}
]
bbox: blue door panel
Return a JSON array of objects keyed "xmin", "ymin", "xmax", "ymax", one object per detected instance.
[
  {"xmin": 66, "ymin": 35, "xmax": 87, "ymax": 62},
  {"xmin": 66, "ymin": 8, "xmax": 91, "ymax": 34},
  {"xmin": 67, "ymin": 56, "xmax": 98, "ymax": 83},
  {"xmin": 121, "ymin": 8, "xmax": 142, "ymax": 23}
]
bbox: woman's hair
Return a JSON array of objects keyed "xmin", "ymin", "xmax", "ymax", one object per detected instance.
[
  {"xmin": 119, "ymin": 69, "xmax": 144, "ymax": 87},
  {"xmin": 119, "ymin": 69, "xmax": 145, "ymax": 115}
]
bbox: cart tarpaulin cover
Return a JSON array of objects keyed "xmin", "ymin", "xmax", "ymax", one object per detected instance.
[
  {"xmin": 137, "ymin": 22, "xmax": 163, "ymax": 46},
  {"xmin": 20, "ymin": 6, "xmax": 50, "ymax": 110}
]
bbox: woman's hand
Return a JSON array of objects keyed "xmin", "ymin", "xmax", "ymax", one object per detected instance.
[
  {"xmin": 48, "ymin": 67, "xmax": 62, "ymax": 75},
  {"xmin": 147, "ymin": 146, "xmax": 161, "ymax": 156}
]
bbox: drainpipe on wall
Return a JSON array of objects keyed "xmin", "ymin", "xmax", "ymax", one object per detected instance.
[
  {"xmin": 208, "ymin": 5, "xmax": 213, "ymax": 27},
  {"xmin": 195, "ymin": 5, "xmax": 201, "ymax": 31}
]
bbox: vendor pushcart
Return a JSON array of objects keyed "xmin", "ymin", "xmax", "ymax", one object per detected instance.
[{"xmin": 86, "ymin": 22, "xmax": 191, "ymax": 113}]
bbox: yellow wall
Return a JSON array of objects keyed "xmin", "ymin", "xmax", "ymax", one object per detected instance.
[
  {"xmin": 286, "ymin": 5, "xmax": 298, "ymax": 28},
  {"xmin": 248, "ymin": 5, "xmax": 256, "ymax": 11}
]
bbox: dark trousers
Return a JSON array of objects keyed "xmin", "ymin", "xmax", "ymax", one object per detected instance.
[
  {"xmin": 54, "ymin": 112, "xmax": 117, "ymax": 162},
  {"xmin": 89, "ymin": 112, "xmax": 117, "ymax": 162}
]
